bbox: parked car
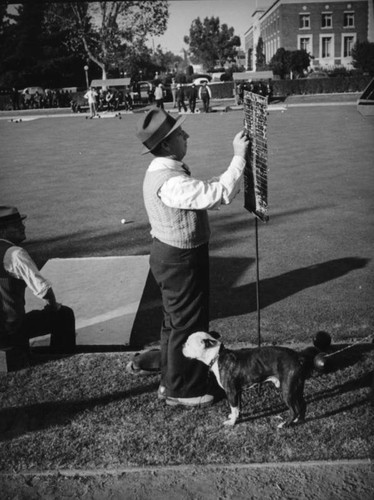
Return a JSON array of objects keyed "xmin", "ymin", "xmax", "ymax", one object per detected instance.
[
  {"xmin": 305, "ymin": 71, "xmax": 329, "ymax": 79},
  {"xmin": 22, "ymin": 86, "xmax": 45, "ymax": 96},
  {"xmin": 210, "ymin": 72, "xmax": 225, "ymax": 82},
  {"xmin": 193, "ymin": 77, "xmax": 210, "ymax": 85},
  {"xmin": 131, "ymin": 81, "xmax": 154, "ymax": 104}
]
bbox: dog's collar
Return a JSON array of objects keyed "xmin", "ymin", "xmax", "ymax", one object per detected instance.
[
  {"xmin": 208, "ymin": 344, "xmax": 223, "ymax": 370},
  {"xmin": 209, "ymin": 354, "xmax": 219, "ymax": 369}
]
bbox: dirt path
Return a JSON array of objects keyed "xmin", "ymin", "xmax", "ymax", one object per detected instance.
[{"xmin": 1, "ymin": 459, "xmax": 373, "ymax": 499}]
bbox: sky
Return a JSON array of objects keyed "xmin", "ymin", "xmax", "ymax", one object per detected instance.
[{"xmin": 152, "ymin": 0, "xmax": 260, "ymax": 55}]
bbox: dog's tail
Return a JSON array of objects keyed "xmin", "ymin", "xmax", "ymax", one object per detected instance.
[
  {"xmin": 297, "ymin": 346, "xmax": 320, "ymax": 378},
  {"xmin": 298, "ymin": 332, "xmax": 333, "ymax": 377}
]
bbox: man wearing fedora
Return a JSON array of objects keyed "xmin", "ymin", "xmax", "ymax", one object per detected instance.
[
  {"xmin": 0, "ymin": 206, "xmax": 76, "ymax": 370},
  {"xmin": 136, "ymin": 107, "xmax": 249, "ymax": 407}
]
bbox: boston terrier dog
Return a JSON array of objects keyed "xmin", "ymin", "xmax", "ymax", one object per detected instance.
[{"xmin": 183, "ymin": 331, "xmax": 309, "ymax": 428}]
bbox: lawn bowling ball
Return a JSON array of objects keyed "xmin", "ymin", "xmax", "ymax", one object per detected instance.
[
  {"xmin": 314, "ymin": 353, "xmax": 327, "ymax": 371},
  {"xmin": 313, "ymin": 331, "xmax": 331, "ymax": 350}
]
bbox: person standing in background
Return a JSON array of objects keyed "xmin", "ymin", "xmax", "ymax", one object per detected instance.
[
  {"xmin": 188, "ymin": 83, "xmax": 198, "ymax": 113},
  {"xmin": 198, "ymin": 81, "xmax": 212, "ymax": 113},
  {"xmin": 154, "ymin": 83, "xmax": 165, "ymax": 109},
  {"xmin": 176, "ymin": 84, "xmax": 187, "ymax": 113},
  {"xmin": 84, "ymin": 87, "xmax": 99, "ymax": 118},
  {"xmin": 170, "ymin": 78, "xmax": 177, "ymax": 108}
]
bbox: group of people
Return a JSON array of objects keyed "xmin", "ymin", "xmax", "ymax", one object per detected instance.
[
  {"xmin": 11, "ymin": 88, "xmax": 74, "ymax": 110},
  {"xmin": 171, "ymin": 80, "xmax": 212, "ymax": 114},
  {"xmin": 236, "ymin": 80, "xmax": 273, "ymax": 104},
  {"xmin": 83, "ymin": 86, "xmax": 133, "ymax": 118},
  {"xmin": 96, "ymin": 88, "xmax": 133, "ymax": 112},
  {"xmin": 141, "ymin": 79, "xmax": 212, "ymax": 114}
]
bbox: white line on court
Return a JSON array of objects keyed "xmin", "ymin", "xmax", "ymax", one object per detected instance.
[{"xmin": 76, "ymin": 301, "xmax": 142, "ymax": 329}]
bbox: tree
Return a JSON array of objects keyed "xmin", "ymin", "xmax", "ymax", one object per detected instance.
[
  {"xmin": 150, "ymin": 46, "xmax": 183, "ymax": 75},
  {"xmin": 289, "ymin": 49, "xmax": 311, "ymax": 78},
  {"xmin": 45, "ymin": 1, "xmax": 169, "ymax": 80},
  {"xmin": 351, "ymin": 41, "xmax": 374, "ymax": 75},
  {"xmin": 0, "ymin": 3, "xmax": 88, "ymax": 88},
  {"xmin": 0, "ymin": 2, "xmax": 44, "ymax": 87},
  {"xmin": 255, "ymin": 37, "xmax": 266, "ymax": 70},
  {"xmin": 184, "ymin": 16, "xmax": 240, "ymax": 70},
  {"xmin": 269, "ymin": 48, "xmax": 291, "ymax": 79}
]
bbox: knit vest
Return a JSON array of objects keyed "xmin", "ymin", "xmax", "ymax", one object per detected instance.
[
  {"xmin": 143, "ymin": 168, "xmax": 211, "ymax": 249},
  {"xmin": 0, "ymin": 240, "xmax": 26, "ymax": 335}
]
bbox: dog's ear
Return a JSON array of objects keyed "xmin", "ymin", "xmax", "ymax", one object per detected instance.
[
  {"xmin": 202, "ymin": 338, "xmax": 219, "ymax": 349},
  {"xmin": 209, "ymin": 330, "xmax": 221, "ymax": 340}
]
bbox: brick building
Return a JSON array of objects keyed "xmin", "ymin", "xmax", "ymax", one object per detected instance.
[{"xmin": 244, "ymin": 0, "xmax": 373, "ymax": 71}]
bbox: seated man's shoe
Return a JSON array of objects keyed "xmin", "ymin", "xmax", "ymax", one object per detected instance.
[
  {"xmin": 126, "ymin": 360, "xmax": 155, "ymax": 376},
  {"xmin": 166, "ymin": 394, "xmax": 214, "ymax": 407},
  {"xmin": 126, "ymin": 350, "xmax": 161, "ymax": 376}
]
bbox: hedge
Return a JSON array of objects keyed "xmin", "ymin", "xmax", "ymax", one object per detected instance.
[{"xmin": 271, "ymin": 75, "xmax": 372, "ymax": 96}]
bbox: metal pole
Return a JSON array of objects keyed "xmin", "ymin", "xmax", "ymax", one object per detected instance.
[
  {"xmin": 84, "ymin": 66, "xmax": 89, "ymax": 89},
  {"xmin": 255, "ymin": 217, "xmax": 261, "ymax": 348}
]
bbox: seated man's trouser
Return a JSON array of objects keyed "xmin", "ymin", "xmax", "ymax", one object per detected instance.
[
  {"xmin": 5, "ymin": 305, "xmax": 76, "ymax": 369},
  {"xmin": 150, "ymin": 238, "xmax": 210, "ymax": 399},
  {"xmin": 22, "ymin": 305, "xmax": 76, "ymax": 352}
]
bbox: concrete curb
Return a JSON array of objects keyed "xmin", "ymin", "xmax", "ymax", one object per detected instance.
[{"xmin": 0, "ymin": 458, "xmax": 371, "ymax": 478}]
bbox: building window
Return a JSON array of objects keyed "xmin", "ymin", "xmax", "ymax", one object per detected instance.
[
  {"xmin": 299, "ymin": 14, "xmax": 310, "ymax": 29},
  {"xmin": 299, "ymin": 36, "xmax": 312, "ymax": 53},
  {"xmin": 342, "ymin": 34, "xmax": 356, "ymax": 57},
  {"xmin": 247, "ymin": 49, "xmax": 253, "ymax": 71},
  {"xmin": 344, "ymin": 12, "xmax": 355, "ymax": 27},
  {"xmin": 321, "ymin": 13, "xmax": 332, "ymax": 28},
  {"xmin": 321, "ymin": 36, "xmax": 332, "ymax": 58}
]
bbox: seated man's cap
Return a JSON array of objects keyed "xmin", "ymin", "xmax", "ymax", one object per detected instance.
[
  {"xmin": 0, "ymin": 206, "xmax": 27, "ymax": 227},
  {"xmin": 136, "ymin": 107, "xmax": 186, "ymax": 154}
]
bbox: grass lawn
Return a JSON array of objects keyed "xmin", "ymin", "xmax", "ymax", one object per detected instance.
[
  {"xmin": 1, "ymin": 106, "xmax": 373, "ymax": 343},
  {"xmin": 0, "ymin": 347, "xmax": 373, "ymax": 471},
  {"xmin": 0, "ymin": 105, "xmax": 373, "ymax": 470}
]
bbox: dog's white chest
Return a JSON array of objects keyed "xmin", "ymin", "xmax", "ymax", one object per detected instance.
[{"xmin": 210, "ymin": 362, "xmax": 224, "ymax": 389}]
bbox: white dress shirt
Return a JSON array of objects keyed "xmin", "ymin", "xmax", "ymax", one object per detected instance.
[
  {"xmin": 84, "ymin": 89, "xmax": 97, "ymax": 104},
  {"xmin": 148, "ymin": 155, "xmax": 246, "ymax": 210},
  {"xmin": 2, "ymin": 242, "xmax": 51, "ymax": 298}
]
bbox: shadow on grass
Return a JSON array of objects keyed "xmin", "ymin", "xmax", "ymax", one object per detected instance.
[
  {"xmin": 238, "ymin": 370, "xmax": 372, "ymax": 426},
  {"xmin": 26, "ymin": 203, "xmax": 336, "ymax": 268},
  {"xmin": 131, "ymin": 256, "xmax": 370, "ymax": 347},
  {"xmin": 319, "ymin": 343, "xmax": 374, "ymax": 373},
  {"xmin": 25, "ymin": 224, "xmax": 369, "ymax": 349},
  {"xmin": 26, "ymin": 224, "xmax": 152, "ymax": 268},
  {"xmin": 211, "ymin": 256, "xmax": 370, "ymax": 319},
  {"xmin": 0, "ymin": 379, "xmax": 159, "ymax": 442}
]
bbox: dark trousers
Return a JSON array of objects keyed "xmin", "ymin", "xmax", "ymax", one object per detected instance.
[
  {"xmin": 177, "ymin": 99, "xmax": 187, "ymax": 112},
  {"xmin": 21, "ymin": 305, "xmax": 76, "ymax": 352},
  {"xmin": 202, "ymin": 96, "xmax": 210, "ymax": 112},
  {"xmin": 5, "ymin": 305, "xmax": 76, "ymax": 369},
  {"xmin": 150, "ymin": 239, "xmax": 210, "ymax": 398}
]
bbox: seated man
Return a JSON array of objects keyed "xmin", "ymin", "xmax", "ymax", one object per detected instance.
[
  {"xmin": 0, "ymin": 206, "xmax": 76, "ymax": 370},
  {"xmin": 105, "ymin": 88, "xmax": 115, "ymax": 111}
]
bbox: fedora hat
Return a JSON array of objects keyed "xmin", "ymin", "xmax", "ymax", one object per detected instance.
[
  {"xmin": 0, "ymin": 206, "xmax": 27, "ymax": 227},
  {"xmin": 136, "ymin": 107, "xmax": 186, "ymax": 154}
]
